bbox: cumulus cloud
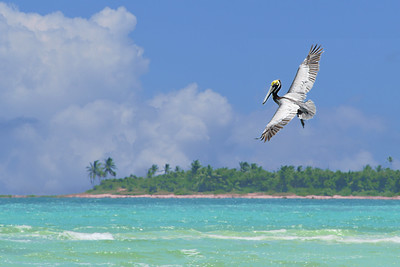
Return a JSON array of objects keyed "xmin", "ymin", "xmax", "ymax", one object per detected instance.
[
  {"xmin": 0, "ymin": 3, "xmax": 393, "ymax": 195},
  {"xmin": 0, "ymin": 2, "xmax": 234, "ymax": 196},
  {"xmin": 91, "ymin": 7, "xmax": 136, "ymax": 35},
  {"xmin": 0, "ymin": 3, "xmax": 147, "ymax": 119},
  {"xmin": 0, "ymin": 4, "xmax": 149, "ymax": 194},
  {"xmin": 135, "ymin": 84, "xmax": 233, "ymax": 170}
]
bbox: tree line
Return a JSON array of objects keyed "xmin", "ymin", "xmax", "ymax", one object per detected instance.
[{"xmin": 86, "ymin": 159, "xmax": 400, "ymax": 196}]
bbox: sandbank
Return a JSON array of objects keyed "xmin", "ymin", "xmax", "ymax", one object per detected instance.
[{"xmin": 60, "ymin": 193, "xmax": 400, "ymax": 200}]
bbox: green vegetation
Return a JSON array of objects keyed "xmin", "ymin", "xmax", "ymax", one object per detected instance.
[
  {"xmin": 87, "ymin": 160, "xmax": 400, "ymax": 197},
  {"xmin": 86, "ymin": 157, "xmax": 117, "ymax": 184}
]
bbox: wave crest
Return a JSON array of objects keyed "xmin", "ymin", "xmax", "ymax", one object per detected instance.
[{"xmin": 61, "ymin": 231, "xmax": 114, "ymax": 241}]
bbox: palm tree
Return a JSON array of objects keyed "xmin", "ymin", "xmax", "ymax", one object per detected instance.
[
  {"xmin": 251, "ymin": 163, "xmax": 260, "ymax": 171},
  {"xmin": 191, "ymin": 160, "xmax": 201, "ymax": 175},
  {"xmin": 388, "ymin": 156, "xmax": 393, "ymax": 167},
  {"xmin": 239, "ymin": 161, "xmax": 250, "ymax": 172},
  {"xmin": 104, "ymin": 157, "xmax": 117, "ymax": 177},
  {"xmin": 86, "ymin": 160, "xmax": 104, "ymax": 184},
  {"xmin": 175, "ymin": 166, "xmax": 183, "ymax": 173},
  {"xmin": 147, "ymin": 164, "xmax": 158, "ymax": 178},
  {"xmin": 87, "ymin": 162, "xmax": 96, "ymax": 184},
  {"xmin": 164, "ymin": 163, "xmax": 171, "ymax": 175}
]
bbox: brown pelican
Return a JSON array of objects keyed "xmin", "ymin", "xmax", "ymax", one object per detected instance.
[{"xmin": 258, "ymin": 44, "xmax": 323, "ymax": 142}]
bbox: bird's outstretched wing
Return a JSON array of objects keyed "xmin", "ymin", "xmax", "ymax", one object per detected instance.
[
  {"xmin": 287, "ymin": 44, "xmax": 323, "ymax": 101},
  {"xmin": 259, "ymin": 99, "xmax": 299, "ymax": 142}
]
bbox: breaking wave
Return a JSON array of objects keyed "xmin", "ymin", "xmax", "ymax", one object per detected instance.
[
  {"xmin": 2, "ymin": 224, "xmax": 400, "ymax": 244},
  {"xmin": 61, "ymin": 231, "xmax": 114, "ymax": 240},
  {"xmin": 0, "ymin": 225, "xmax": 114, "ymax": 241},
  {"xmin": 204, "ymin": 228, "xmax": 400, "ymax": 244}
]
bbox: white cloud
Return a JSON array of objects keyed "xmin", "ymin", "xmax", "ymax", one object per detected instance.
[
  {"xmin": 0, "ymin": 81, "xmax": 234, "ymax": 194},
  {"xmin": 149, "ymin": 83, "xmax": 232, "ymax": 139},
  {"xmin": 91, "ymin": 7, "xmax": 136, "ymax": 35},
  {"xmin": 43, "ymin": 83, "xmax": 232, "ymax": 193},
  {"xmin": 134, "ymin": 83, "xmax": 233, "ymax": 171},
  {"xmin": 0, "ymin": 4, "xmax": 149, "ymax": 194},
  {"xmin": 0, "ymin": 3, "xmax": 394, "ymax": 195},
  {"xmin": 0, "ymin": 3, "xmax": 148, "ymax": 120},
  {"xmin": 50, "ymin": 100, "xmax": 137, "ymax": 161}
]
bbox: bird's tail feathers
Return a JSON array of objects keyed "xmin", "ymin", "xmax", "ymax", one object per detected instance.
[{"xmin": 298, "ymin": 100, "xmax": 316, "ymax": 120}]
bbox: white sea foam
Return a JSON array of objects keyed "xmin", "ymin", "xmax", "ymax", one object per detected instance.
[
  {"xmin": 254, "ymin": 229, "xmax": 287, "ymax": 234},
  {"xmin": 180, "ymin": 249, "xmax": 201, "ymax": 257},
  {"xmin": 62, "ymin": 231, "xmax": 114, "ymax": 240},
  {"xmin": 15, "ymin": 225, "xmax": 33, "ymax": 230},
  {"xmin": 340, "ymin": 236, "xmax": 400, "ymax": 244},
  {"xmin": 205, "ymin": 233, "xmax": 335, "ymax": 242},
  {"xmin": 204, "ymin": 229, "xmax": 400, "ymax": 244},
  {"xmin": 206, "ymin": 234, "xmax": 269, "ymax": 241}
]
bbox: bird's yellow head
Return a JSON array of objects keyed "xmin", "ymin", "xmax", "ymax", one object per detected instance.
[
  {"xmin": 271, "ymin": 80, "xmax": 280, "ymax": 87},
  {"xmin": 263, "ymin": 80, "xmax": 281, "ymax": 104}
]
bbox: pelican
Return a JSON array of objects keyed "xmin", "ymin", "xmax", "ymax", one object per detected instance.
[{"xmin": 258, "ymin": 44, "xmax": 323, "ymax": 142}]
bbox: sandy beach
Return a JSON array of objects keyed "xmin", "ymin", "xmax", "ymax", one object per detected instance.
[{"xmin": 58, "ymin": 193, "xmax": 400, "ymax": 200}]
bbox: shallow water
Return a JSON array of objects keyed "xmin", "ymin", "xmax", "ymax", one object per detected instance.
[{"xmin": 1, "ymin": 198, "xmax": 400, "ymax": 266}]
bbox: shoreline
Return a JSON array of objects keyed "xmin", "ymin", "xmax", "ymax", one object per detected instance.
[{"xmin": 55, "ymin": 193, "xmax": 400, "ymax": 200}]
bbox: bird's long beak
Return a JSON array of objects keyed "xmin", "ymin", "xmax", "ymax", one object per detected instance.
[{"xmin": 262, "ymin": 85, "xmax": 273, "ymax": 104}]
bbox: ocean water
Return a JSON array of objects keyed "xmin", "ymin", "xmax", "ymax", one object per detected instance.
[{"xmin": 1, "ymin": 198, "xmax": 400, "ymax": 266}]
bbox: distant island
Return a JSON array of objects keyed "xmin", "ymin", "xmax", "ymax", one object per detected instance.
[{"xmin": 82, "ymin": 160, "xmax": 400, "ymax": 198}]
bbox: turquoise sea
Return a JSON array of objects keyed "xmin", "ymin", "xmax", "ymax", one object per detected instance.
[{"xmin": 1, "ymin": 198, "xmax": 400, "ymax": 266}]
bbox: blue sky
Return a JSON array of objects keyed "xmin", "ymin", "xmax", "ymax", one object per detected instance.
[{"xmin": 0, "ymin": 1, "xmax": 399, "ymax": 194}]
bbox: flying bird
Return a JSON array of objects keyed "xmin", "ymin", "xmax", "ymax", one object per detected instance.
[{"xmin": 258, "ymin": 44, "xmax": 323, "ymax": 142}]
